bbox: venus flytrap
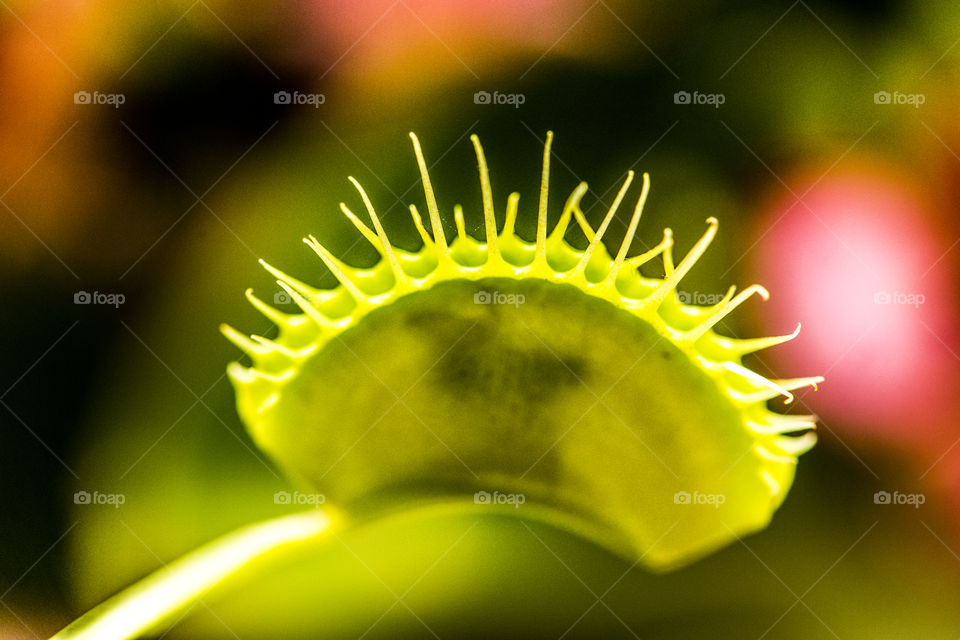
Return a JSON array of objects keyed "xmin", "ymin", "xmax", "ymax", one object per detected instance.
[{"xmin": 53, "ymin": 132, "xmax": 821, "ymax": 640}]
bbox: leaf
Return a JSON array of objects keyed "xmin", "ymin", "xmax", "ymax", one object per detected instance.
[{"xmin": 51, "ymin": 511, "xmax": 331, "ymax": 640}]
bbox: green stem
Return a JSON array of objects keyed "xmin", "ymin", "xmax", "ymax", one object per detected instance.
[{"xmin": 51, "ymin": 510, "xmax": 334, "ymax": 640}]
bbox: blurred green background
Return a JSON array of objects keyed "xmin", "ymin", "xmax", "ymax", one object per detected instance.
[{"xmin": 2, "ymin": 1, "xmax": 960, "ymax": 637}]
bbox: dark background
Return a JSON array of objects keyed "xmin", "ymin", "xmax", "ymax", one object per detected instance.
[{"xmin": 2, "ymin": 1, "xmax": 959, "ymax": 637}]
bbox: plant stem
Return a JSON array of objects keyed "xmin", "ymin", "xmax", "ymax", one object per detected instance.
[{"xmin": 50, "ymin": 510, "xmax": 334, "ymax": 640}]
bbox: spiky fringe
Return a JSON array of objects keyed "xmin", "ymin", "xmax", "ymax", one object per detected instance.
[{"xmin": 223, "ymin": 133, "xmax": 821, "ymax": 467}]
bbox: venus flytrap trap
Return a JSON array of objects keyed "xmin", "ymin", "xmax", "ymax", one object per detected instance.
[{"xmin": 53, "ymin": 132, "xmax": 821, "ymax": 640}]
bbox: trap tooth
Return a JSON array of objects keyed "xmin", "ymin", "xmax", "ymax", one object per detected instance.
[
  {"xmin": 470, "ymin": 134, "xmax": 500, "ymax": 261},
  {"xmin": 220, "ymin": 324, "xmax": 269, "ymax": 359},
  {"xmin": 572, "ymin": 171, "xmax": 634, "ymax": 280},
  {"xmin": 338, "ymin": 202, "xmax": 381, "ymax": 248},
  {"xmin": 747, "ymin": 414, "xmax": 817, "ymax": 435},
  {"xmin": 619, "ymin": 228, "xmax": 672, "ymax": 276},
  {"xmin": 244, "ymin": 289, "xmax": 301, "ymax": 330},
  {"xmin": 604, "ymin": 172, "xmax": 651, "ymax": 288},
  {"xmin": 303, "ymin": 235, "xmax": 370, "ymax": 303},
  {"xmin": 761, "ymin": 470, "xmax": 783, "ymax": 496},
  {"xmin": 755, "ymin": 443, "xmax": 800, "ymax": 465},
  {"xmin": 729, "ymin": 323, "xmax": 802, "ymax": 355},
  {"xmin": 275, "ymin": 281, "xmax": 337, "ymax": 330},
  {"xmin": 408, "ymin": 204, "xmax": 434, "ymax": 248},
  {"xmin": 258, "ymin": 259, "xmax": 324, "ymax": 302},
  {"xmin": 226, "ymin": 361, "xmax": 256, "ymax": 384},
  {"xmin": 549, "ymin": 182, "xmax": 588, "ymax": 244},
  {"xmin": 502, "ymin": 192, "xmax": 520, "ymax": 238},
  {"xmin": 409, "ymin": 132, "xmax": 449, "ymax": 255},
  {"xmin": 251, "ymin": 334, "xmax": 317, "ymax": 360},
  {"xmin": 453, "ymin": 204, "xmax": 468, "ymax": 244},
  {"xmin": 662, "ymin": 227, "xmax": 676, "ymax": 275},
  {"xmin": 534, "ymin": 131, "xmax": 553, "ymax": 265},
  {"xmin": 685, "ymin": 285, "xmax": 769, "ymax": 343},
  {"xmin": 643, "ymin": 217, "xmax": 719, "ymax": 311},
  {"xmin": 736, "ymin": 376, "xmax": 824, "ymax": 405},
  {"xmin": 348, "ymin": 176, "xmax": 408, "ymax": 285},
  {"xmin": 771, "ymin": 431, "xmax": 818, "ymax": 456},
  {"xmin": 723, "ymin": 361, "xmax": 798, "ymax": 404}
]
